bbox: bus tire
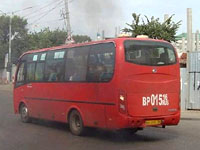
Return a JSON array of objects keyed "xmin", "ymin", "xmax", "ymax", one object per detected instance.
[
  {"xmin": 69, "ymin": 110, "xmax": 85, "ymax": 136},
  {"xmin": 19, "ymin": 103, "xmax": 31, "ymax": 123}
]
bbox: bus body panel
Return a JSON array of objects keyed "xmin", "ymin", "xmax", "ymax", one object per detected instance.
[
  {"xmin": 24, "ymin": 82, "xmax": 111, "ymax": 128},
  {"xmin": 24, "ymin": 83, "xmax": 50, "ymax": 119},
  {"xmin": 121, "ymin": 64, "xmax": 180, "ymax": 117},
  {"xmin": 116, "ymin": 38, "xmax": 180, "ymax": 127},
  {"xmin": 13, "ymin": 86, "xmax": 27, "ymax": 114}
]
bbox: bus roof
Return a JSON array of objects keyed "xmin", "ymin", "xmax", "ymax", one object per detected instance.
[{"xmin": 19, "ymin": 37, "xmax": 170, "ymax": 59}]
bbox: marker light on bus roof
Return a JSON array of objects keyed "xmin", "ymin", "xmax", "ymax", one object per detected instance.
[
  {"xmin": 136, "ymin": 35, "xmax": 149, "ymax": 38},
  {"xmin": 118, "ymin": 33, "xmax": 131, "ymax": 38}
]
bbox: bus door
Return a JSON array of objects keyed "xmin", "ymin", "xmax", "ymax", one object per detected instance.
[
  {"xmin": 43, "ymin": 50, "xmax": 66, "ymax": 121},
  {"xmin": 14, "ymin": 61, "xmax": 27, "ymax": 113},
  {"xmin": 25, "ymin": 53, "xmax": 49, "ymax": 118}
]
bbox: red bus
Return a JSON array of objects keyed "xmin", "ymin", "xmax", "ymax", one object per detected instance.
[{"xmin": 13, "ymin": 37, "xmax": 180, "ymax": 135}]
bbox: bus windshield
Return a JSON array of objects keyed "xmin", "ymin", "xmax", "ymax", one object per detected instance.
[{"xmin": 124, "ymin": 40, "xmax": 177, "ymax": 66}]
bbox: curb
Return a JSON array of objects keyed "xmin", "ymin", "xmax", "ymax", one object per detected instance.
[
  {"xmin": 180, "ymin": 118, "xmax": 200, "ymax": 121},
  {"xmin": 0, "ymin": 84, "xmax": 13, "ymax": 92},
  {"xmin": 181, "ymin": 111, "xmax": 200, "ymax": 120}
]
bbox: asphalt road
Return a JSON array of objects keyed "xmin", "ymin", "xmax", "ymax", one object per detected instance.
[{"xmin": 0, "ymin": 89, "xmax": 200, "ymax": 150}]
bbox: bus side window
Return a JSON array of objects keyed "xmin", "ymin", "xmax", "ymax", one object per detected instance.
[
  {"xmin": 27, "ymin": 63, "xmax": 36, "ymax": 82},
  {"xmin": 87, "ymin": 43, "xmax": 115, "ymax": 82},
  {"xmin": 26, "ymin": 53, "xmax": 38, "ymax": 82},
  {"xmin": 44, "ymin": 50, "xmax": 65, "ymax": 82},
  {"xmin": 16, "ymin": 62, "xmax": 26, "ymax": 86},
  {"xmin": 35, "ymin": 63, "xmax": 45, "ymax": 81},
  {"xmin": 65, "ymin": 46, "xmax": 89, "ymax": 82},
  {"xmin": 35, "ymin": 53, "xmax": 46, "ymax": 82}
]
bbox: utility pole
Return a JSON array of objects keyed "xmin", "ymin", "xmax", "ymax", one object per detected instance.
[
  {"xmin": 64, "ymin": 0, "xmax": 73, "ymax": 44},
  {"xmin": 196, "ymin": 30, "xmax": 200, "ymax": 51},
  {"xmin": 186, "ymin": 8, "xmax": 193, "ymax": 108},
  {"xmin": 7, "ymin": 13, "xmax": 18, "ymax": 82},
  {"xmin": 8, "ymin": 14, "xmax": 12, "ymax": 82},
  {"xmin": 164, "ymin": 14, "xmax": 169, "ymax": 22}
]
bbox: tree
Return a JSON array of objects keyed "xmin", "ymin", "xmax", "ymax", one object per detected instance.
[
  {"xmin": 28, "ymin": 28, "xmax": 92, "ymax": 50},
  {"xmin": 72, "ymin": 35, "xmax": 91, "ymax": 43},
  {"xmin": 27, "ymin": 28, "xmax": 67, "ymax": 50},
  {"xmin": 0, "ymin": 15, "xmax": 29, "ymax": 68},
  {"xmin": 123, "ymin": 13, "xmax": 181, "ymax": 42}
]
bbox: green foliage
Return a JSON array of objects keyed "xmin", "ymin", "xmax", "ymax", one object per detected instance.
[
  {"xmin": 72, "ymin": 35, "xmax": 91, "ymax": 43},
  {"xmin": 123, "ymin": 13, "xmax": 181, "ymax": 42},
  {"xmin": 27, "ymin": 28, "xmax": 92, "ymax": 50},
  {"xmin": 0, "ymin": 15, "xmax": 28, "ymax": 68},
  {"xmin": 27, "ymin": 28, "xmax": 67, "ymax": 50}
]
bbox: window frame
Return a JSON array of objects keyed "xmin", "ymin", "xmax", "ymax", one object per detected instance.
[
  {"xmin": 26, "ymin": 62, "xmax": 37, "ymax": 82},
  {"xmin": 65, "ymin": 45, "xmax": 91, "ymax": 82},
  {"xmin": 44, "ymin": 49, "xmax": 67, "ymax": 82},
  {"xmin": 15, "ymin": 41, "xmax": 116, "ymax": 86},
  {"xmin": 124, "ymin": 40, "xmax": 177, "ymax": 66},
  {"xmin": 15, "ymin": 61, "xmax": 27, "ymax": 87},
  {"xmin": 86, "ymin": 42, "xmax": 116, "ymax": 83},
  {"xmin": 34, "ymin": 52, "xmax": 47, "ymax": 82}
]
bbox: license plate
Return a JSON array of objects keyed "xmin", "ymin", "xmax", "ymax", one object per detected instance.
[{"xmin": 145, "ymin": 120, "xmax": 162, "ymax": 126}]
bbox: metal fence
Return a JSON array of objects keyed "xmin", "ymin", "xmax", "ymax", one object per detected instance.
[
  {"xmin": 180, "ymin": 68, "xmax": 187, "ymax": 111},
  {"xmin": 187, "ymin": 52, "xmax": 200, "ymax": 110},
  {"xmin": 0, "ymin": 68, "xmax": 7, "ymax": 84},
  {"xmin": 0, "ymin": 65, "xmax": 17, "ymax": 84}
]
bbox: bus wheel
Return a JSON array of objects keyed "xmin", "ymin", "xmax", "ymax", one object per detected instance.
[
  {"xmin": 69, "ymin": 110, "xmax": 85, "ymax": 136},
  {"xmin": 19, "ymin": 103, "xmax": 31, "ymax": 123}
]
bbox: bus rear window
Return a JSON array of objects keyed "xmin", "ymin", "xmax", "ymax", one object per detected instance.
[{"xmin": 124, "ymin": 40, "xmax": 176, "ymax": 66}]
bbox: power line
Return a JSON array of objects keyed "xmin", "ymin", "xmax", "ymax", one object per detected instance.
[
  {"xmin": 23, "ymin": 0, "xmax": 62, "ymax": 19},
  {"xmin": 0, "ymin": 9, "xmax": 7, "ymax": 15},
  {"xmin": 25, "ymin": 1, "xmax": 63, "ymax": 21},
  {"xmin": 28, "ymin": 18, "xmax": 65, "ymax": 26},
  {"xmin": 11, "ymin": 6, "xmax": 36, "ymax": 14},
  {"xmin": 29, "ymin": 0, "xmax": 64, "ymax": 25},
  {"xmin": 0, "ymin": 0, "xmax": 63, "ymax": 17},
  {"xmin": 0, "ymin": 4, "xmax": 39, "ymax": 15},
  {"xmin": 29, "ymin": 1, "xmax": 64, "ymax": 24},
  {"xmin": 43, "ymin": 18, "xmax": 65, "ymax": 23},
  {"xmin": 0, "ymin": 3, "xmax": 47, "ymax": 16}
]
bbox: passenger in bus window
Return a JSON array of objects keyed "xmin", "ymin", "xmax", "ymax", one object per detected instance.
[
  {"xmin": 87, "ymin": 65, "xmax": 96, "ymax": 81},
  {"xmin": 55, "ymin": 62, "xmax": 64, "ymax": 81},
  {"xmin": 69, "ymin": 65, "xmax": 84, "ymax": 81},
  {"xmin": 160, "ymin": 51, "xmax": 169, "ymax": 64},
  {"xmin": 56, "ymin": 69, "xmax": 64, "ymax": 81},
  {"xmin": 97, "ymin": 64, "xmax": 107, "ymax": 81},
  {"xmin": 48, "ymin": 67, "xmax": 57, "ymax": 81},
  {"xmin": 88, "ymin": 64, "xmax": 106, "ymax": 82},
  {"xmin": 69, "ymin": 71, "xmax": 78, "ymax": 81},
  {"xmin": 65, "ymin": 59, "xmax": 80, "ymax": 81}
]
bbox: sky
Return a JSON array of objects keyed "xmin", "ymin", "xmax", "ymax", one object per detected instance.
[{"xmin": 0, "ymin": 0, "xmax": 200, "ymax": 39}]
